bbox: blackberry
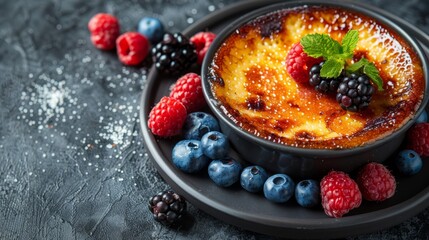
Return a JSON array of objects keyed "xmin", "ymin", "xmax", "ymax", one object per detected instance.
[
  {"xmin": 148, "ymin": 190, "xmax": 187, "ymax": 226},
  {"xmin": 152, "ymin": 32, "xmax": 197, "ymax": 75},
  {"xmin": 336, "ymin": 73, "xmax": 375, "ymax": 111},
  {"xmin": 309, "ymin": 62, "xmax": 341, "ymax": 93}
]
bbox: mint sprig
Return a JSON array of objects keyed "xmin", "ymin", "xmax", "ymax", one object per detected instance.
[
  {"xmin": 300, "ymin": 29, "xmax": 383, "ymax": 91},
  {"xmin": 300, "ymin": 33, "xmax": 342, "ymax": 59},
  {"xmin": 341, "ymin": 30, "xmax": 359, "ymax": 58},
  {"xmin": 300, "ymin": 30, "xmax": 358, "ymax": 78},
  {"xmin": 320, "ymin": 58, "xmax": 343, "ymax": 78}
]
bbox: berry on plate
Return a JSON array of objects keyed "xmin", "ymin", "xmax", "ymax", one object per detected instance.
[
  {"xmin": 201, "ymin": 131, "xmax": 230, "ymax": 159},
  {"xmin": 116, "ymin": 32, "xmax": 150, "ymax": 66},
  {"xmin": 147, "ymin": 96, "xmax": 187, "ymax": 137},
  {"xmin": 356, "ymin": 162, "xmax": 396, "ymax": 201},
  {"xmin": 208, "ymin": 158, "xmax": 242, "ymax": 187},
  {"xmin": 183, "ymin": 112, "xmax": 220, "ymax": 140},
  {"xmin": 285, "ymin": 42, "xmax": 322, "ymax": 84},
  {"xmin": 88, "ymin": 13, "xmax": 120, "ymax": 50},
  {"xmin": 169, "ymin": 73, "xmax": 206, "ymax": 112},
  {"xmin": 320, "ymin": 171, "xmax": 361, "ymax": 218},
  {"xmin": 263, "ymin": 173, "xmax": 295, "ymax": 203},
  {"xmin": 149, "ymin": 190, "xmax": 187, "ymax": 226},
  {"xmin": 407, "ymin": 123, "xmax": 429, "ymax": 157},
  {"xmin": 152, "ymin": 32, "xmax": 197, "ymax": 75},
  {"xmin": 137, "ymin": 17, "xmax": 165, "ymax": 44},
  {"xmin": 240, "ymin": 166, "xmax": 269, "ymax": 193},
  {"xmin": 190, "ymin": 31, "xmax": 217, "ymax": 65},
  {"xmin": 294, "ymin": 179, "xmax": 320, "ymax": 208},
  {"xmin": 395, "ymin": 149, "xmax": 423, "ymax": 176},
  {"xmin": 172, "ymin": 140, "xmax": 210, "ymax": 173}
]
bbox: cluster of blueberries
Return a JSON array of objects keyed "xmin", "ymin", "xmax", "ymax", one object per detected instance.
[
  {"xmin": 172, "ymin": 109, "xmax": 428, "ymax": 206},
  {"xmin": 171, "ymin": 112, "xmax": 320, "ymax": 207}
]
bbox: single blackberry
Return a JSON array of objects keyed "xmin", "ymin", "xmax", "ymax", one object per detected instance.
[
  {"xmin": 152, "ymin": 32, "xmax": 197, "ymax": 75},
  {"xmin": 148, "ymin": 190, "xmax": 187, "ymax": 226},
  {"xmin": 336, "ymin": 73, "xmax": 375, "ymax": 111},
  {"xmin": 309, "ymin": 62, "xmax": 341, "ymax": 93}
]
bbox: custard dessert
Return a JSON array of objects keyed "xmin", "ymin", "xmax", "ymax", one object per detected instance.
[{"xmin": 207, "ymin": 6, "xmax": 425, "ymax": 149}]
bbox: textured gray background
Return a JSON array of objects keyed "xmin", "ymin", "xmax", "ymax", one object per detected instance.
[{"xmin": 0, "ymin": 0, "xmax": 429, "ymax": 239}]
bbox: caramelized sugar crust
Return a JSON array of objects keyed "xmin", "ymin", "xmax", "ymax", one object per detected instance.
[{"xmin": 208, "ymin": 6, "xmax": 425, "ymax": 149}]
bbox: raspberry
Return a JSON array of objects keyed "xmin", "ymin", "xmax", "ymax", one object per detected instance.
[
  {"xmin": 190, "ymin": 32, "xmax": 216, "ymax": 65},
  {"xmin": 356, "ymin": 163, "xmax": 396, "ymax": 201},
  {"xmin": 148, "ymin": 190, "xmax": 187, "ymax": 226},
  {"xmin": 152, "ymin": 32, "xmax": 198, "ymax": 75},
  {"xmin": 170, "ymin": 73, "xmax": 206, "ymax": 112},
  {"xmin": 285, "ymin": 42, "xmax": 322, "ymax": 84},
  {"xmin": 116, "ymin": 32, "xmax": 150, "ymax": 66},
  {"xmin": 88, "ymin": 13, "xmax": 120, "ymax": 50},
  {"xmin": 148, "ymin": 97, "xmax": 187, "ymax": 137},
  {"xmin": 407, "ymin": 123, "xmax": 429, "ymax": 157},
  {"xmin": 320, "ymin": 171, "xmax": 362, "ymax": 218}
]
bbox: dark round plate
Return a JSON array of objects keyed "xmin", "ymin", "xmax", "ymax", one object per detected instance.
[{"xmin": 139, "ymin": 0, "xmax": 429, "ymax": 238}]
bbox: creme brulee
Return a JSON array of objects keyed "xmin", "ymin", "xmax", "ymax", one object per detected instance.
[{"xmin": 207, "ymin": 6, "xmax": 425, "ymax": 149}]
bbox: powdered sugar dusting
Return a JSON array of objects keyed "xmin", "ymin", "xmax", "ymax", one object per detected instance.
[
  {"xmin": 19, "ymin": 73, "xmax": 78, "ymax": 128},
  {"xmin": 17, "ymin": 61, "xmax": 146, "ymax": 182},
  {"xmin": 98, "ymin": 102, "xmax": 140, "ymax": 152}
]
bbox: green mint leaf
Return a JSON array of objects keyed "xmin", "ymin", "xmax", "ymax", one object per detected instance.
[
  {"xmin": 320, "ymin": 58, "xmax": 344, "ymax": 78},
  {"xmin": 363, "ymin": 62, "xmax": 384, "ymax": 91},
  {"xmin": 300, "ymin": 33, "xmax": 341, "ymax": 58},
  {"xmin": 346, "ymin": 58, "xmax": 368, "ymax": 73},
  {"xmin": 332, "ymin": 52, "xmax": 354, "ymax": 63},
  {"xmin": 300, "ymin": 29, "xmax": 367, "ymax": 80},
  {"xmin": 341, "ymin": 30, "xmax": 359, "ymax": 55},
  {"xmin": 346, "ymin": 58, "xmax": 384, "ymax": 91},
  {"xmin": 337, "ymin": 52, "xmax": 354, "ymax": 60}
]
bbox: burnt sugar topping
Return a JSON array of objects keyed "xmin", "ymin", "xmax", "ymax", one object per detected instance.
[{"xmin": 208, "ymin": 6, "xmax": 425, "ymax": 149}]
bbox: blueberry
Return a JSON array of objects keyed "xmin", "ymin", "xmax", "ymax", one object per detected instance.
[
  {"xmin": 201, "ymin": 131, "xmax": 230, "ymax": 159},
  {"xmin": 294, "ymin": 179, "xmax": 320, "ymax": 208},
  {"xmin": 263, "ymin": 174, "xmax": 295, "ymax": 203},
  {"xmin": 183, "ymin": 112, "xmax": 220, "ymax": 140},
  {"xmin": 137, "ymin": 17, "xmax": 165, "ymax": 44},
  {"xmin": 416, "ymin": 109, "xmax": 428, "ymax": 123},
  {"xmin": 172, "ymin": 140, "xmax": 210, "ymax": 173},
  {"xmin": 395, "ymin": 149, "xmax": 423, "ymax": 176},
  {"xmin": 208, "ymin": 158, "xmax": 242, "ymax": 187},
  {"xmin": 240, "ymin": 166, "xmax": 269, "ymax": 193}
]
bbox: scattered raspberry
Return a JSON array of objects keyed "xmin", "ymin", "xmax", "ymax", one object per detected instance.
[
  {"xmin": 285, "ymin": 42, "xmax": 322, "ymax": 84},
  {"xmin": 116, "ymin": 32, "xmax": 150, "ymax": 66},
  {"xmin": 88, "ymin": 13, "xmax": 120, "ymax": 50},
  {"xmin": 190, "ymin": 32, "xmax": 216, "ymax": 65},
  {"xmin": 408, "ymin": 123, "xmax": 429, "ymax": 157},
  {"xmin": 169, "ymin": 73, "xmax": 206, "ymax": 112},
  {"xmin": 320, "ymin": 171, "xmax": 362, "ymax": 218},
  {"xmin": 148, "ymin": 97, "xmax": 187, "ymax": 137},
  {"xmin": 356, "ymin": 162, "xmax": 396, "ymax": 201}
]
